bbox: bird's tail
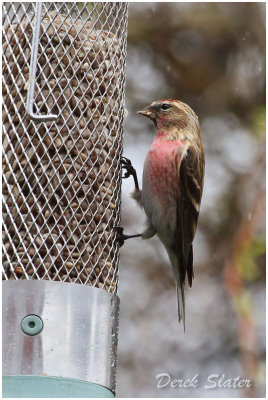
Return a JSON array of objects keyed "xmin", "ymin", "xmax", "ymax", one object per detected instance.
[
  {"xmin": 176, "ymin": 280, "xmax": 185, "ymax": 331},
  {"xmin": 168, "ymin": 250, "xmax": 186, "ymax": 330}
]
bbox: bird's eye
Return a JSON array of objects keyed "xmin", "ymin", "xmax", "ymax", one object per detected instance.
[{"xmin": 160, "ymin": 103, "xmax": 170, "ymax": 110}]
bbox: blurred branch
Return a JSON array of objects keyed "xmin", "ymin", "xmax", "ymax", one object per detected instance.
[{"xmin": 223, "ymin": 188, "xmax": 265, "ymax": 397}]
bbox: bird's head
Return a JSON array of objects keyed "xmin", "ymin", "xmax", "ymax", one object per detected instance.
[{"xmin": 137, "ymin": 99, "xmax": 200, "ymax": 136}]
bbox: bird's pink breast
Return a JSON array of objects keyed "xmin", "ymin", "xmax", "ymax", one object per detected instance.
[{"xmin": 144, "ymin": 138, "xmax": 183, "ymax": 210}]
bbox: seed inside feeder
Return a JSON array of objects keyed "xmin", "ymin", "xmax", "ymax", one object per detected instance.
[{"xmin": 2, "ymin": 10, "xmax": 123, "ymax": 293}]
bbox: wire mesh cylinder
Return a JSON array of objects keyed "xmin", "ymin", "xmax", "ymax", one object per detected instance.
[{"xmin": 2, "ymin": 2, "xmax": 128, "ymax": 293}]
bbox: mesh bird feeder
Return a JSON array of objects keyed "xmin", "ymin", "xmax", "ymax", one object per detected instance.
[{"xmin": 2, "ymin": 2, "xmax": 128, "ymax": 397}]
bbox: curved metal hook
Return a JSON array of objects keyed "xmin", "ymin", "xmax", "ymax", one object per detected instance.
[{"xmin": 26, "ymin": 2, "xmax": 58, "ymax": 122}]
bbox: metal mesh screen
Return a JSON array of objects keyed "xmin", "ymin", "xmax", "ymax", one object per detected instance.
[{"xmin": 2, "ymin": 2, "xmax": 128, "ymax": 293}]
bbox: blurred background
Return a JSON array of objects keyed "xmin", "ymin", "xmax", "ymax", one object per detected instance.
[{"xmin": 117, "ymin": 2, "xmax": 265, "ymax": 398}]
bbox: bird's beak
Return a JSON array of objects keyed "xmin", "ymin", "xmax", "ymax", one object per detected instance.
[{"xmin": 137, "ymin": 108, "xmax": 155, "ymax": 120}]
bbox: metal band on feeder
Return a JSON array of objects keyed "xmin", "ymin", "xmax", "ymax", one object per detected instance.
[{"xmin": 2, "ymin": 2, "xmax": 128, "ymax": 397}]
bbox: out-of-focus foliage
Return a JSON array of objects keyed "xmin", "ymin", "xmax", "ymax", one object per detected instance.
[
  {"xmin": 236, "ymin": 238, "xmax": 265, "ymax": 282},
  {"xmin": 250, "ymin": 105, "xmax": 266, "ymax": 140},
  {"xmin": 117, "ymin": 2, "xmax": 265, "ymax": 398}
]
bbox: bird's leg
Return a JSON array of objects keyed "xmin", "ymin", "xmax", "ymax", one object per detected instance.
[
  {"xmin": 114, "ymin": 226, "xmax": 142, "ymax": 247},
  {"xmin": 118, "ymin": 158, "xmax": 142, "ymax": 247},
  {"xmin": 121, "ymin": 157, "xmax": 140, "ymax": 192}
]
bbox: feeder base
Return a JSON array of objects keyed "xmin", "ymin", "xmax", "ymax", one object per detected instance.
[
  {"xmin": 3, "ymin": 376, "xmax": 114, "ymax": 398},
  {"xmin": 3, "ymin": 281, "xmax": 119, "ymax": 394}
]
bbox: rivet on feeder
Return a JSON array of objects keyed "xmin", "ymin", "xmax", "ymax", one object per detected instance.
[{"xmin": 21, "ymin": 314, "xmax": 43, "ymax": 336}]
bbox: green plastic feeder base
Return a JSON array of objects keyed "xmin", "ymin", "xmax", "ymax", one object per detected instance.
[{"xmin": 2, "ymin": 376, "xmax": 114, "ymax": 398}]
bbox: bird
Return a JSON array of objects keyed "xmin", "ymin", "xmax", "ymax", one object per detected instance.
[{"xmin": 120, "ymin": 99, "xmax": 205, "ymax": 329}]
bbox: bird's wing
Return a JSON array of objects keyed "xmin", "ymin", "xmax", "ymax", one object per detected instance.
[{"xmin": 174, "ymin": 142, "xmax": 204, "ymax": 287}]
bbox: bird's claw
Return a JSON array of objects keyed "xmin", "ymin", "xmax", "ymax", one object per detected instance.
[
  {"xmin": 121, "ymin": 157, "xmax": 132, "ymax": 166},
  {"xmin": 114, "ymin": 226, "xmax": 126, "ymax": 247},
  {"xmin": 121, "ymin": 157, "xmax": 136, "ymax": 179},
  {"xmin": 114, "ymin": 226, "xmax": 142, "ymax": 247}
]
